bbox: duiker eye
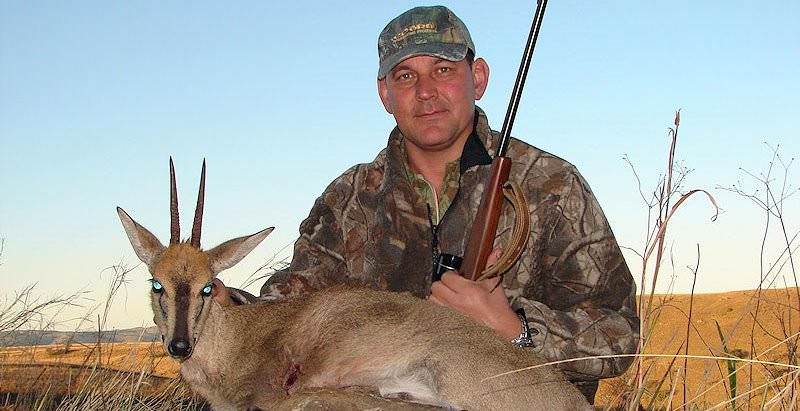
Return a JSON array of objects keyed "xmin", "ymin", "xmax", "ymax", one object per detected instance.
[
  {"xmin": 150, "ymin": 279, "xmax": 164, "ymax": 293},
  {"xmin": 201, "ymin": 283, "xmax": 213, "ymax": 297}
]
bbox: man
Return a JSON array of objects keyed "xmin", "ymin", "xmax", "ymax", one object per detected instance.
[{"xmin": 220, "ymin": 5, "xmax": 639, "ymax": 403}]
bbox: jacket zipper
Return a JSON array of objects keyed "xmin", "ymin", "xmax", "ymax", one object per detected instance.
[
  {"xmin": 424, "ymin": 178, "xmax": 443, "ymax": 282},
  {"xmin": 423, "ymin": 178, "xmax": 440, "ymax": 225}
]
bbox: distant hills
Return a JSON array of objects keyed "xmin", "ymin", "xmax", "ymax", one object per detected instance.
[{"xmin": 0, "ymin": 326, "xmax": 160, "ymax": 347}]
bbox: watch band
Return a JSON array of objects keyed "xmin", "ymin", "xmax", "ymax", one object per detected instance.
[{"xmin": 511, "ymin": 307, "xmax": 536, "ymax": 348}]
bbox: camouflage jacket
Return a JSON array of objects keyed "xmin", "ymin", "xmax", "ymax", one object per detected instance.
[{"xmin": 261, "ymin": 107, "xmax": 639, "ymax": 382}]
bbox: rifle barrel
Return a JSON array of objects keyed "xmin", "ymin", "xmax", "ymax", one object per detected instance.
[{"xmin": 496, "ymin": 0, "xmax": 548, "ymax": 158}]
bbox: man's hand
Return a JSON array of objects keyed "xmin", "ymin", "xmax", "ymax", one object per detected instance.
[{"xmin": 429, "ymin": 248, "xmax": 521, "ymax": 339}]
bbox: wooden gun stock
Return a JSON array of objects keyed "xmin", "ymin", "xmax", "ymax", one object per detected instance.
[{"xmin": 461, "ymin": 157, "xmax": 512, "ymax": 281}]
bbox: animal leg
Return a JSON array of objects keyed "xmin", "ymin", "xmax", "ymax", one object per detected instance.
[{"xmin": 376, "ymin": 364, "xmax": 460, "ymax": 410}]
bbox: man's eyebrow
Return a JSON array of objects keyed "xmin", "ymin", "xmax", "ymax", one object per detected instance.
[
  {"xmin": 390, "ymin": 63, "xmax": 413, "ymax": 75},
  {"xmin": 391, "ymin": 58, "xmax": 455, "ymax": 75}
]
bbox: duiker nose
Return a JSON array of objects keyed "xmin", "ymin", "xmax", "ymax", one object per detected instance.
[{"xmin": 168, "ymin": 339, "xmax": 192, "ymax": 358}]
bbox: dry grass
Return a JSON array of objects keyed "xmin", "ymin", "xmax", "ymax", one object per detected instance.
[
  {"xmin": 0, "ymin": 262, "xmax": 205, "ymax": 410},
  {"xmin": 601, "ymin": 111, "xmax": 799, "ymax": 410},
  {"xmin": 0, "ymin": 341, "xmax": 201, "ymax": 410},
  {"xmin": 597, "ymin": 288, "xmax": 799, "ymax": 409}
]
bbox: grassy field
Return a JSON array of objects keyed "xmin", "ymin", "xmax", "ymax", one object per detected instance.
[
  {"xmin": 2, "ymin": 288, "xmax": 797, "ymax": 410},
  {"xmin": 0, "ymin": 340, "xmax": 199, "ymax": 410},
  {"xmin": 597, "ymin": 288, "xmax": 799, "ymax": 409}
]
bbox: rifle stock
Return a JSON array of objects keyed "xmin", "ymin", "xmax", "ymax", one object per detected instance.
[{"xmin": 461, "ymin": 157, "xmax": 511, "ymax": 281}]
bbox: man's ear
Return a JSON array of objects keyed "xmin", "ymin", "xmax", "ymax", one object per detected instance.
[
  {"xmin": 377, "ymin": 78, "xmax": 394, "ymax": 114},
  {"xmin": 472, "ymin": 58, "xmax": 490, "ymax": 100}
]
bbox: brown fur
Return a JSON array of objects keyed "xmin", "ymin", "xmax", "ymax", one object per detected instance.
[{"xmin": 176, "ymin": 285, "xmax": 591, "ymax": 410}]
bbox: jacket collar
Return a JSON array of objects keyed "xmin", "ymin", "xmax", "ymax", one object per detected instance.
[{"xmin": 460, "ymin": 108, "xmax": 494, "ymax": 173}]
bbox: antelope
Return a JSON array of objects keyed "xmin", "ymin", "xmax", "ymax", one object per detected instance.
[{"xmin": 116, "ymin": 159, "xmax": 591, "ymax": 410}]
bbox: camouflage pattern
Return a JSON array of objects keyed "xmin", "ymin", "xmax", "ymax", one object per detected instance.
[
  {"xmin": 260, "ymin": 107, "xmax": 639, "ymax": 388},
  {"xmin": 377, "ymin": 5, "xmax": 474, "ymax": 79},
  {"xmin": 400, "ymin": 142, "xmax": 461, "ymax": 224}
]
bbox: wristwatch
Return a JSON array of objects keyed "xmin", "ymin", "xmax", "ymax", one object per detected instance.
[{"xmin": 510, "ymin": 307, "xmax": 537, "ymax": 348}]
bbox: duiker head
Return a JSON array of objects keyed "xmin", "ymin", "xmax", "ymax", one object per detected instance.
[{"xmin": 116, "ymin": 158, "xmax": 272, "ymax": 360}]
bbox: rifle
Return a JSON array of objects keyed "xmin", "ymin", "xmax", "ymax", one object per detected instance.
[{"xmin": 436, "ymin": 0, "xmax": 549, "ymax": 282}]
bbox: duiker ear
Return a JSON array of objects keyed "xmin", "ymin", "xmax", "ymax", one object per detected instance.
[
  {"xmin": 207, "ymin": 227, "xmax": 274, "ymax": 275},
  {"xmin": 117, "ymin": 207, "xmax": 165, "ymax": 270}
]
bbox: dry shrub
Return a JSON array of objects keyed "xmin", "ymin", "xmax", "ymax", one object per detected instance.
[
  {"xmin": 597, "ymin": 111, "xmax": 799, "ymax": 410},
  {"xmin": 0, "ymin": 264, "xmax": 203, "ymax": 410}
]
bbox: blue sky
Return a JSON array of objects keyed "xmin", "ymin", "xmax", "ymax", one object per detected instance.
[{"xmin": 1, "ymin": 1, "xmax": 798, "ymax": 329}]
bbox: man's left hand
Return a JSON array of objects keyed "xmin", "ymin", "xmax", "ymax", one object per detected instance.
[{"xmin": 429, "ymin": 248, "xmax": 521, "ymax": 339}]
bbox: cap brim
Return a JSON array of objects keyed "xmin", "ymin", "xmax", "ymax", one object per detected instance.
[{"xmin": 378, "ymin": 43, "xmax": 468, "ymax": 79}]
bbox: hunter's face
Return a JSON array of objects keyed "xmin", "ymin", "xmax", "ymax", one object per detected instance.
[{"xmin": 378, "ymin": 55, "xmax": 489, "ymax": 153}]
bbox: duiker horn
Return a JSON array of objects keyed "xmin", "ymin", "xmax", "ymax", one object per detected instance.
[
  {"xmin": 169, "ymin": 157, "xmax": 180, "ymax": 245},
  {"xmin": 190, "ymin": 159, "xmax": 206, "ymax": 248}
]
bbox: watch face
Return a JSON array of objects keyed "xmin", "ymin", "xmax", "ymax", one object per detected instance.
[{"xmin": 511, "ymin": 307, "xmax": 536, "ymax": 348}]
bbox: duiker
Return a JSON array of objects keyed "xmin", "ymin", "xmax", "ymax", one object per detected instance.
[{"xmin": 117, "ymin": 159, "xmax": 590, "ymax": 410}]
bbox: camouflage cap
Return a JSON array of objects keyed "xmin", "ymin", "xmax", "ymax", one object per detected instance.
[{"xmin": 377, "ymin": 6, "xmax": 475, "ymax": 79}]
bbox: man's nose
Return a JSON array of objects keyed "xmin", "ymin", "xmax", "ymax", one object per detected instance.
[{"xmin": 415, "ymin": 75, "xmax": 437, "ymax": 101}]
